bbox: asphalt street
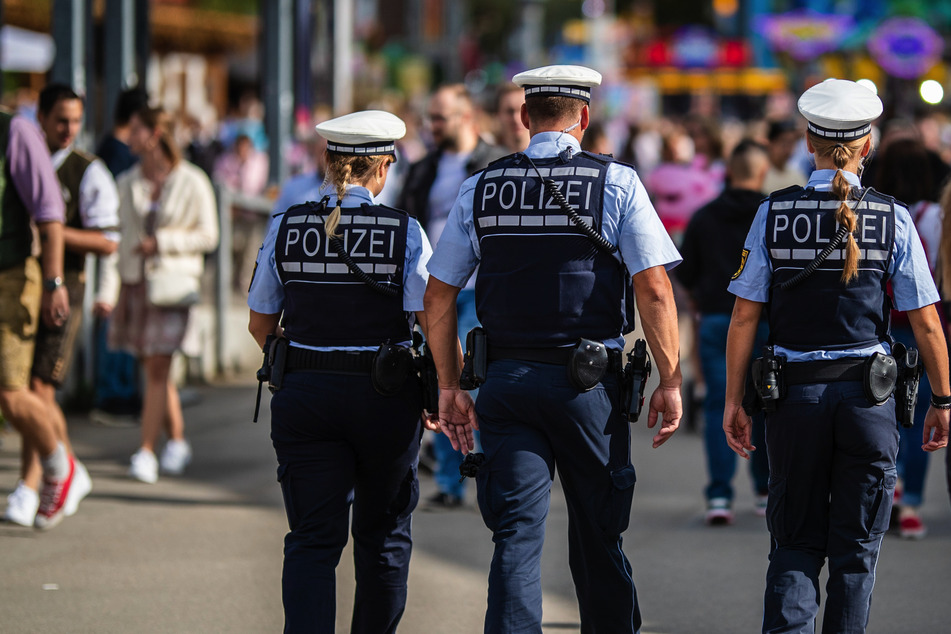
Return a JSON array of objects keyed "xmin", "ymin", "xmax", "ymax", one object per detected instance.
[{"xmin": 2, "ymin": 380, "xmax": 949, "ymax": 633}]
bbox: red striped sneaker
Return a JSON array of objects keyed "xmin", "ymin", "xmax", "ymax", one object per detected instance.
[{"xmin": 34, "ymin": 455, "xmax": 76, "ymax": 531}]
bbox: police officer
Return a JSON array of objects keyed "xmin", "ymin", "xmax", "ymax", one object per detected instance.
[
  {"xmin": 423, "ymin": 65, "xmax": 683, "ymax": 633},
  {"xmin": 724, "ymin": 79, "xmax": 950, "ymax": 633},
  {"xmin": 247, "ymin": 110, "xmax": 437, "ymax": 633}
]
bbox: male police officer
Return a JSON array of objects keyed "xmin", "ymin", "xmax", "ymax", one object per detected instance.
[{"xmin": 423, "ymin": 65, "xmax": 683, "ymax": 633}]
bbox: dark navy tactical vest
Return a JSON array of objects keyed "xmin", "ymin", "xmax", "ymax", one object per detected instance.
[
  {"xmin": 56, "ymin": 149, "xmax": 95, "ymax": 273},
  {"xmin": 472, "ymin": 150, "xmax": 626, "ymax": 347},
  {"xmin": 765, "ymin": 185, "xmax": 895, "ymax": 350},
  {"xmin": 0, "ymin": 111, "xmax": 33, "ymax": 270},
  {"xmin": 275, "ymin": 200, "xmax": 411, "ymax": 347}
]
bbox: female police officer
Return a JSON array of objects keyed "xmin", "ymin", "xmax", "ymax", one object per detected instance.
[
  {"xmin": 247, "ymin": 110, "xmax": 437, "ymax": 633},
  {"xmin": 724, "ymin": 79, "xmax": 950, "ymax": 633}
]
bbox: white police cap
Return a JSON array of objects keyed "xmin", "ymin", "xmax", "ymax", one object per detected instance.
[
  {"xmin": 798, "ymin": 79, "xmax": 883, "ymax": 142},
  {"xmin": 512, "ymin": 65, "xmax": 602, "ymax": 103},
  {"xmin": 315, "ymin": 110, "xmax": 406, "ymax": 157}
]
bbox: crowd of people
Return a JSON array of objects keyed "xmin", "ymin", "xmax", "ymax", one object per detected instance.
[{"xmin": 3, "ymin": 66, "xmax": 951, "ymax": 633}]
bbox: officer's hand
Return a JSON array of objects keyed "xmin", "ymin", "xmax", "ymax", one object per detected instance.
[
  {"xmin": 421, "ymin": 411, "xmax": 441, "ymax": 432},
  {"xmin": 921, "ymin": 406, "xmax": 949, "ymax": 452},
  {"xmin": 723, "ymin": 401, "xmax": 754, "ymax": 459},
  {"xmin": 437, "ymin": 388, "xmax": 478, "ymax": 454},
  {"xmin": 646, "ymin": 386, "xmax": 681, "ymax": 448}
]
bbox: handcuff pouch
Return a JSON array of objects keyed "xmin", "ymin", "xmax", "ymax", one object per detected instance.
[
  {"xmin": 863, "ymin": 352, "xmax": 898, "ymax": 405},
  {"xmin": 567, "ymin": 338, "xmax": 609, "ymax": 391},
  {"xmin": 372, "ymin": 343, "xmax": 413, "ymax": 396}
]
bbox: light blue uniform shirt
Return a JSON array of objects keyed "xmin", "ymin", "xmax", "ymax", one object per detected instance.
[
  {"xmin": 427, "ymin": 131, "xmax": 682, "ymax": 350},
  {"xmin": 729, "ymin": 169, "xmax": 940, "ymax": 361},
  {"xmin": 248, "ymin": 185, "xmax": 433, "ymax": 350}
]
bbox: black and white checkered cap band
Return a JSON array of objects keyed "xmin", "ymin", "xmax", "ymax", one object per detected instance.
[
  {"xmin": 523, "ymin": 85, "xmax": 592, "ymax": 102},
  {"xmin": 326, "ymin": 142, "xmax": 397, "ymax": 155},
  {"xmin": 807, "ymin": 121, "xmax": 872, "ymax": 141}
]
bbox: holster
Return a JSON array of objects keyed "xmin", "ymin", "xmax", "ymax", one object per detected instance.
[
  {"xmin": 620, "ymin": 339, "xmax": 651, "ymax": 422},
  {"xmin": 567, "ymin": 338, "xmax": 609, "ymax": 391},
  {"xmin": 862, "ymin": 352, "xmax": 898, "ymax": 405},
  {"xmin": 751, "ymin": 346, "xmax": 785, "ymax": 413},
  {"xmin": 413, "ymin": 332, "xmax": 439, "ymax": 414},
  {"xmin": 892, "ymin": 342, "xmax": 922, "ymax": 428},
  {"xmin": 267, "ymin": 336, "xmax": 288, "ymax": 394},
  {"xmin": 371, "ymin": 343, "xmax": 414, "ymax": 396},
  {"xmin": 460, "ymin": 327, "xmax": 487, "ymax": 390}
]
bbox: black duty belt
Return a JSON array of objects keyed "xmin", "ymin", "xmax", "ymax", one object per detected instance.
[
  {"xmin": 488, "ymin": 345, "xmax": 623, "ymax": 371},
  {"xmin": 285, "ymin": 347, "xmax": 375, "ymax": 374},
  {"xmin": 783, "ymin": 358, "xmax": 865, "ymax": 386}
]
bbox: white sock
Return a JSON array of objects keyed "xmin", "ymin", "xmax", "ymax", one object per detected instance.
[{"xmin": 41, "ymin": 443, "xmax": 70, "ymax": 480}]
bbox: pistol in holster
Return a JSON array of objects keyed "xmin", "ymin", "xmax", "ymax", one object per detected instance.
[
  {"xmin": 412, "ymin": 332, "xmax": 439, "ymax": 415},
  {"xmin": 621, "ymin": 339, "xmax": 651, "ymax": 423},
  {"xmin": 891, "ymin": 342, "xmax": 922, "ymax": 429},
  {"xmin": 751, "ymin": 345, "xmax": 785, "ymax": 413},
  {"xmin": 253, "ymin": 334, "xmax": 288, "ymax": 422},
  {"xmin": 460, "ymin": 327, "xmax": 487, "ymax": 390}
]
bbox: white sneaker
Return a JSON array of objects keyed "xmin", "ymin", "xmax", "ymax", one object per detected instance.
[
  {"xmin": 129, "ymin": 449, "xmax": 159, "ymax": 484},
  {"xmin": 3, "ymin": 481, "xmax": 39, "ymax": 527},
  {"xmin": 64, "ymin": 459, "xmax": 92, "ymax": 516},
  {"xmin": 160, "ymin": 439, "xmax": 192, "ymax": 475}
]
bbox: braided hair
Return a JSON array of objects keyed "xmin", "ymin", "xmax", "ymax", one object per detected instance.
[
  {"xmin": 808, "ymin": 132, "xmax": 870, "ymax": 283},
  {"xmin": 322, "ymin": 152, "xmax": 390, "ymax": 238}
]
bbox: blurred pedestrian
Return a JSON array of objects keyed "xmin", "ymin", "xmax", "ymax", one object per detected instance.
[
  {"xmin": 677, "ymin": 139, "xmax": 771, "ymax": 525},
  {"xmin": 0, "ymin": 106, "xmax": 77, "ymax": 530},
  {"xmin": 397, "ymin": 84, "xmax": 506, "ymax": 508},
  {"xmin": 213, "ymin": 133, "xmax": 269, "ymax": 291},
  {"xmin": 248, "ymin": 110, "xmax": 438, "ymax": 632},
  {"xmin": 93, "ymin": 87, "xmax": 150, "ymax": 421},
  {"xmin": 8, "ymin": 84, "xmax": 119, "ymax": 526},
  {"xmin": 493, "ymin": 82, "xmax": 529, "ymax": 153},
  {"xmin": 762, "ymin": 119, "xmax": 807, "ymax": 195},
  {"xmin": 109, "ymin": 106, "xmax": 218, "ymax": 484}
]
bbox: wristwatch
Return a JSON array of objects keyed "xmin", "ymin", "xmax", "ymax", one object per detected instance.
[{"xmin": 42, "ymin": 276, "xmax": 63, "ymax": 292}]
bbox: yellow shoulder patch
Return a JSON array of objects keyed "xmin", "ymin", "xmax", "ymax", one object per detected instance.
[{"xmin": 731, "ymin": 249, "xmax": 750, "ymax": 280}]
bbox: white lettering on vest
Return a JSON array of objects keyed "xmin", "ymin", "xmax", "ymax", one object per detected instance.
[
  {"xmin": 772, "ymin": 214, "xmax": 789, "ymax": 242},
  {"xmin": 792, "ymin": 214, "xmax": 811, "ymax": 243},
  {"xmin": 481, "ymin": 182, "xmax": 497, "ymax": 211},
  {"xmin": 499, "ymin": 181, "xmax": 517, "ymax": 210},
  {"xmin": 302, "ymin": 227, "xmax": 321, "ymax": 256},
  {"xmin": 284, "ymin": 228, "xmax": 300, "ymax": 255},
  {"xmin": 861, "ymin": 214, "xmax": 878, "ymax": 244}
]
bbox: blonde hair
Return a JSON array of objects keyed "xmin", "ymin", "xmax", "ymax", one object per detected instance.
[
  {"xmin": 322, "ymin": 151, "xmax": 391, "ymax": 239},
  {"xmin": 808, "ymin": 131, "xmax": 869, "ymax": 283}
]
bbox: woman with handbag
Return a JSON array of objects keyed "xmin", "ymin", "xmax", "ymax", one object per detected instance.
[{"xmin": 109, "ymin": 105, "xmax": 218, "ymax": 483}]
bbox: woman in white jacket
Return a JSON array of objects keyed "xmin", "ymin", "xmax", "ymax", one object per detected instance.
[{"xmin": 110, "ymin": 105, "xmax": 218, "ymax": 483}]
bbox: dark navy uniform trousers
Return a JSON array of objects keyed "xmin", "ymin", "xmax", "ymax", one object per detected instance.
[
  {"xmin": 764, "ymin": 379, "xmax": 899, "ymax": 634},
  {"xmin": 270, "ymin": 371, "xmax": 422, "ymax": 634},
  {"xmin": 475, "ymin": 360, "xmax": 640, "ymax": 634}
]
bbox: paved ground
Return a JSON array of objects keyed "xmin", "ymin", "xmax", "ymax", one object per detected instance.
[{"xmin": 2, "ymin": 380, "xmax": 949, "ymax": 633}]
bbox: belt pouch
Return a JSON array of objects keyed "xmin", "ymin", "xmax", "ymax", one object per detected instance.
[
  {"xmin": 863, "ymin": 352, "xmax": 898, "ymax": 405},
  {"xmin": 567, "ymin": 338, "xmax": 609, "ymax": 391},
  {"xmin": 372, "ymin": 344, "xmax": 413, "ymax": 396}
]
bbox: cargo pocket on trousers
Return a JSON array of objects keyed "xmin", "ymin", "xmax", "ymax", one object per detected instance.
[
  {"xmin": 276, "ymin": 463, "xmax": 297, "ymax": 530},
  {"xmin": 389, "ymin": 466, "xmax": 420, "ymax": 519},
  {"xmin": 604, "ymin": 464, "xmax": 637, "ymax": 535},
  {"xmin": 865, "ymin": 466, "xmax": 897, "ymax": 537}
]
